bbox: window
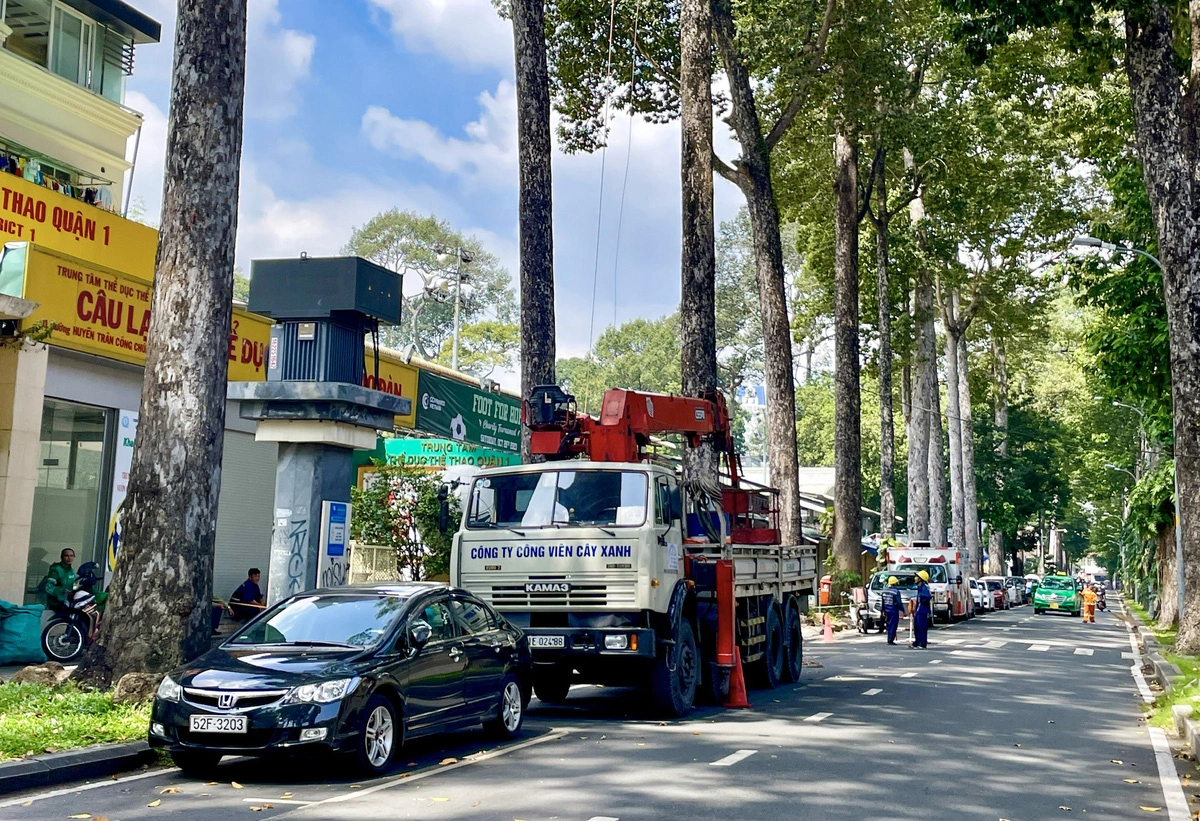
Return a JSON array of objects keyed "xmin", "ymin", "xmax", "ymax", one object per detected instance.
[
  {"xmin": 654, "ymin": 478, "xmax": 671, "ymax": 526},
  {"xmin": 230, "ymin": 594, "xmax": 408, "ymax": 648},
  {"xmin": 450, "ymin": 596, "xmax": 495, "ymax": 635},
  {"xmin": 415, "ymin": 599, "xmax": 457, "ymax": 643},
  {"xmin": 467, "ymin": 470, "xmax": 649, "ymax": 529},
  {"xmin": 50, "ymin": 3, "xmax": 93, "ymax": 86},
  {"xmin": 4, "ymin": 0, "xmax": 52, "ymax": 66}
]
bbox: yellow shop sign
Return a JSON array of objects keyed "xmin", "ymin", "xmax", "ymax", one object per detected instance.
[
  {"xmin": 365, "ymin": 353, "xmax": 419, "ymax": 429},
  {"xmin": 0, "ymin": 174, "xmax": 158, "ymax": 280},
  {"xmin": 22, "ymin": 246, "xmax": 272, "ymax": 379}
]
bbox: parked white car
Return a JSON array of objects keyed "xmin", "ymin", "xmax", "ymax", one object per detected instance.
[
  {"xmin": 970, "ymin": 577, "xmax": 992, "ymax": 613},
  {"xmin": 980, "ymin": 576, "xmax": 1017, "ymax": 609}
]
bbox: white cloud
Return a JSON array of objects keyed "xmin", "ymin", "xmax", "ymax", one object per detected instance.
[
  {"xmin": 367, "ymin": 0, "xmax": 513, "ymax": 72},
  {"xmin": 245, "ymin": 0, "xmax": 316, "ymax": 121},
  {"xmin": 362, "ymin": 81, "xmax": 518, "ymax": 189},
  {"xmin": 124, "ymin": 91, "xmax": 168, "ymax": 220}
]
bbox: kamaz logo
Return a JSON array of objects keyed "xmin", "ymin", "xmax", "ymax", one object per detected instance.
[{"xmin": 525, "ymin": 582, "xmax": 570, "ymax": 593}]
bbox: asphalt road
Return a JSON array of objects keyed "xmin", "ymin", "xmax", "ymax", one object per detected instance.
[{"xmin": 2, "ymin": 600, "xmax": 1185, "ymax": 821}]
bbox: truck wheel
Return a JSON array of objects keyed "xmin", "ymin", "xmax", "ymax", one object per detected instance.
[
  {"xmin": 750, "ymin": 605, "xmax": 784, "ymax": 689},
  {"xmin": 650, "ymin": 620, "xmax": 698, "ymax": 718},
  {"xmin": 532, "ymin": 666, "xmax": 572, "ymax": 704},
  {"xmin": 782, "ymin": 604, "xmax": 803, "ymax": 684}
]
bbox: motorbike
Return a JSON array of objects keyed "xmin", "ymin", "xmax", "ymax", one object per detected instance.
[
  {"xmin": 41, "ymin": 561, "xmax": 105, "ymax": 663},
  {"xmin": 1095, "ymin": 585, "xmax": 1108, "ymax": 611}
]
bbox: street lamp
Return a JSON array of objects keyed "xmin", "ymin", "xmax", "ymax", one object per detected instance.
[
  {"xmin": 1104, "ymin": 462, "xmax": 1137, "ymax": 482},
  {"xmin": 427, "ymin": 247, "xmax": 474, "ymax": 372},
  {"xmin": 1076, "ymin": 235, "xmax": 1182, "ymax": 620}
]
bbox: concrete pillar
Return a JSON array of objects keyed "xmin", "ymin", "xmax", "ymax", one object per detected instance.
[
  {"xmin": 266, "ymin": 442, "xmax": 353, "ymax": 606},
  {"xmin": 0, "ymin": 342, "xmax": 48, "ymax": 603}
]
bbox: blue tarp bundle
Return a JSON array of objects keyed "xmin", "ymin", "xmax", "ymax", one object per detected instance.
[{"xmin": 0, "ymin": 600, "xmax": 46, "ymax": 665}]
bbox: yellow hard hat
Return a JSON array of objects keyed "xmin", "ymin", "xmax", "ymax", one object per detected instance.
[
  {"xmin": 917, "ymin": 570, "xmax": 930, "ymax": 582},
  {"xmin": 888, "ymin": 576, "xmax": 899, "ymax": 586}
]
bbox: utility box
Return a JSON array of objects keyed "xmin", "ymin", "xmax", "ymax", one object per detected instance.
[{"xmin": 248, "ymin": 256, "xmax": 402, "ymax": 385}]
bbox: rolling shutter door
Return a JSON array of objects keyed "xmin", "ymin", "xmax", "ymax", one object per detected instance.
[{"xmin": 214, "ymin": 432, "xmax": 277, "ymax": 603}]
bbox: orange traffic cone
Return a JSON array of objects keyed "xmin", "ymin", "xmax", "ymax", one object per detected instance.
[
  {"xmin": 823, "ymin": 611, "xmax": 835, "ymax": 643},
  {"xmin": 724, "ymin": 647, "xmax": 751, "ymax": 709}
]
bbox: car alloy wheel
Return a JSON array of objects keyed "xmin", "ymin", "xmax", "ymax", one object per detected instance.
[
  {"xmin": 358, "ymin": 695, "xmax": 397, "ymax": 773},
  {"xmin": 501, "ymin": 680, "xmax": 522, "ymax": 732}
]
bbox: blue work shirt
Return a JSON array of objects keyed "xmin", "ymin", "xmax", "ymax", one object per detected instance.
[
  {"xmin": 915, "ymin": 581, "xmax": 932, "ymax": 613},
  {"xmin": 231, "ymin": 579, "xmax": 262, "ymax": 604},
  {"xmin": 880, "ymin": 587, "xmax": 904, "ymax": 614}
]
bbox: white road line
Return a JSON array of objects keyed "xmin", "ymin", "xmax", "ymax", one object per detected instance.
[
  {"xmin": 587, "ymin": 817, "xmax": 620, "ymax": 821},
  {"xmin": 1029, "ymin": 644, "xmax": 1050, "ymax": 652},
  {"xmin": 1074, "ymin": 648, "xmax": 1094, "ymax": 656},
  {"xmin": 243, "ymin": 798, "xmax": 314, "ymax": 806},
  {"xmin": 279, "ymin": 729, "xmax": 570, "ymax": 815},
  {"xmin": 929, "ymin": 659, "xmax": 942, "ymax": 664},
  {"xmin": 984, "ymin": 640, "xmax": 1006, "ymax": 648},
  {"xmin": 1149, "ymin": 727, "xmax": 1191, "ymax": 821},
  {"xmin": 950, "ymin": 649, "xmax": 965, "ymax": 655},
  {"xmin": 804, "ymin": 712, "xmax": 833, "ymax": 723},
  {"xmin": 943, "ymin": 638, "xmax": 965, "ymax": 645},
  {"xmin": 1132, "ymin": 664, "xmax": 1155, "ymax": 703},
  {"xmin": 901, "ymin": 672, "xmax": 918, "ymax": 678},
  {"xmin": 709, "ymin": 749, "xmax": 758, "ymax": 767},
  {"xmin": 862, "ymin": 688, "xmax": 882, "ymax": 696},
  {"xmin": 0, "ymin": 765, "xmax": 178, "ymax": 808},
  {"xmin": 1122, "ymin": 652, "xmax": 1136, "ymax": 659}
]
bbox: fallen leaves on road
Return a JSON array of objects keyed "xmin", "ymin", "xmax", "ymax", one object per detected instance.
[
  {"xmin": 249, "ymin": 804, "xmax": 274, "ymax": 812},
  {"xmin": 160, "ymin": 787, "xmax": 182, "ymax": 794},
  {"xmin": 232, "ymin": 782, "xmax": 245, "ymax": 789},
  {"xmin": 692, "ymin": 731, "xmax": 701, "ymax": 736},
  {"xmin": 1139, "ymin": 807, "xmax": 1161, "ymax": 812},
  {"xmin": 280, "ymin": 792, "xmax": 293, "ymax": 799},
  {"xmin": 636, "ymin": 743, "xmax": 646, "ymax": 747},
  {"xmin": 69, "ymin": 814, "xmax": 90, "ymax": 818},
  {"xmin": 1112, "ymin": 760, "xmax": 1124, "ymax": 765},
  {"xmin": 1124, "ymin": 779, "xmax": 1141, "ymax": 784},
  {"xmin": 147, "ymin": 799, "xmax": 161, "ymax": 808},
  {"xmin": 1059, "ymin": 805, "xmax": 1071, "ymax": 811},
  {"xmin": 439, "ymin": 757, "xmax": 458, "ymax": 765},
  {"xmin": 205, "ymin": 782, "xmax": 219, "ymax": 786},
  {"xmin": 429, "ymin": 797, "xmax": 449, "ymax": 802}
]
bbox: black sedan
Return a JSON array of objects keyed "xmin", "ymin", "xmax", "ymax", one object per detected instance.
[{"xmin": 149, "ymin": 583, "xmax": 531, "ymax": 776}]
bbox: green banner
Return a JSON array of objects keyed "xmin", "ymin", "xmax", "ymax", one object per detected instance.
[
  {"xmin": 384, "ymin": 437, "xmax": 519, "ymax": 469},
  {"xmin": 415, "ymin": 371, "xmax": 522, "ymax": 454}
]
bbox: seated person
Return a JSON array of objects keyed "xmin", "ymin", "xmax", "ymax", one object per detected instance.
[{"xmin": 229, "ymin": 568, "xmax": 264, "ymax": 621}]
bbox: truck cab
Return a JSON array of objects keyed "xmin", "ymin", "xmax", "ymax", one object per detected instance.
[{"xmin": 887, "ymin": 546, "xmax": 971, "ymax": 622}]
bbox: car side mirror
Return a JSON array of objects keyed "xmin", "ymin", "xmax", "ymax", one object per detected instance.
[{"xmin": 409, "ymin": 620, "xmax": 433, "ymax": 652}]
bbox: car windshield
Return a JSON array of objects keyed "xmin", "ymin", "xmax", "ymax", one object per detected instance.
[
  {"xmin": 1040, "ymin": 577, "xmax": 1075, "ymax": 591},
  {"xmin": 468, "ymin": 469, "xmax": 648, "ymax": 529},
  {"xmin": 986, "ymin": 581, "xmax": 1002, "ymax": 590},
  {"xmin": 870, "ymin": 573, "xmax": 917, "ymax": 590},
  {"xmin": 230, "ymin": 594, "xmax": 408, "ymax": 648},
  {"xmin": 906, "ymin": 564, "xmax": 948, "ymax": 584}
]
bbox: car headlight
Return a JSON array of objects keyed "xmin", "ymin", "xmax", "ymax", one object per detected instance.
[
  {"xmin": 284, "ymin": 677, "xmax": 360, "ymax": 705},
  {"xmin": 156, "ymin": 675, "xmax": 182, "ymax": 702}
]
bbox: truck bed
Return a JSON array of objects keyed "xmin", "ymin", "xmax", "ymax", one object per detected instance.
[{"xmin": 687, "ymin": 543, "xmax": 818, "ymax": 598}]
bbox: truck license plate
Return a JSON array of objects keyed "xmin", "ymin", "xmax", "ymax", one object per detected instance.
[
  {"xmin": 529, "ymin": 635, "xmax": 565, "ymax": 649},
  {"xmin": 1049, "ymin": 603, "xmax": 1059, "ymax": 610},
  {"xmin": 189, "ymin": 715, "xmax": 247, "ymax": 734}
]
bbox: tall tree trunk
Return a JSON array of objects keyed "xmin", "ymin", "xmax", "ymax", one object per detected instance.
[
  {"xmin": 711, "ymin": 3, "xmax": 801, "ymax": 544},
  {"xmin": 901, "ymin": 286, "xmax": 912, "ymax": 426},
  {"xmin": 513, "ymin": 0, "xmax": 556, "ymax": 459},
  {"xmin": 874, "ymin": 151, "xmax": 895, "ymax": 540},
  {"xmin": 942, "ymin": 319, "xmax": 966, "ymax": 554},
  {"xmin": 1124, "ymin": 3, "xmax": 1200, "ymax": 652},
  {"xmin": 987, "ymin": 333, "xmax": 1008, "ymax": 575},
  {"xmin": 928, "ymin": 356, "xmax": 946, "ymax": 546},
  {"xmin": 907, "ymin": 278, "xmax": 933, "ymax": 542},
  {"xmin": 832, "ymin": 132, "xmax": 862, "ymax": 572},
  {"xmin": 958, "ymin": 330, "xmax": 981, "ymax": 573},
  {"xmin": 74, "ymin": 0, "xmax": 248, "ymax": 687},
  {"xmin": 679, "ymin": 0, "xmax": 718, "ymax": 485},
  {"xmin": 1158, "ymin": 522, "xmax": 1179, "ymax": 628}
]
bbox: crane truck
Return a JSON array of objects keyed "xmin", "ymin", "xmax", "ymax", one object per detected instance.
[{"xmin": 449, "ymin": 384, "xmax": 817, "ymax": 717}]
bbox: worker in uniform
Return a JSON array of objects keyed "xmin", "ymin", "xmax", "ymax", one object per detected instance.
[
  {"xmin": 1081, "ymin": 584, "xmax": 1098, "ymax": 623},
  {"xmin": 881, "ymin": 576, "xmax": 904, "ymax": 645},
  {"xmin": 910, "ymin": 570, "xmax": 932, "ymax": 648}
]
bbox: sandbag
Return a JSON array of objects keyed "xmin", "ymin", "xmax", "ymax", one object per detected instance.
[{"xmin": 0, "ymin": 600, "xmax": 47, "ymax": 666}]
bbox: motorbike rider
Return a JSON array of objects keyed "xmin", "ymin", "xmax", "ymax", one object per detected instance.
[
  {"xmin": 881, "ymin": 576, "xmax": 904, "ymax": 645},
  {"xmin": 42, "ymin": 549, "xmax": 77, "ymax": 613}
]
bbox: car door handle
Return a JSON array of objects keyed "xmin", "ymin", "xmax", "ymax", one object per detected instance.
[{"xmin": 448, "ymin": 647, "xmax": 465, "ymax": 663}]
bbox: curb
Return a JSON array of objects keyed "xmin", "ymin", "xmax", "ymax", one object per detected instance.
[
  {"xmin": 0, "ymin": 741, "xmax": 158, "ymax": 796},
  {"xmin": 1147, "ymin": 652, "xmax": 1183, "ymax": 692}
]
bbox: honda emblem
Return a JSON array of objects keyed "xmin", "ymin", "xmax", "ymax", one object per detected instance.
[{"xmin": 218, "ymin": 694, "xmax": 237, "ymax": 710}]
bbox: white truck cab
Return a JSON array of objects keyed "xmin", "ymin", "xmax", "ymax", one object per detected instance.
[{"xmin": 887, "ymin": 546, "xmax": 971, "ymax": 622}]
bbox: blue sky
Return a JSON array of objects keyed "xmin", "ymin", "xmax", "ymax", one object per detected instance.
[{"xmin": 124, "ymin": 0, "xmax": 741, "ymax": 369}]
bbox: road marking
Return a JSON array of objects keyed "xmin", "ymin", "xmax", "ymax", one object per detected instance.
[
  {"xmin": 950, "ymin": 649, "xmax": 965, "ymax": 655},
  {"xmin": 943, "ymin": 638, "xmax": 965, "ymax": 645},
  {"xmin": 1132, "ymin": 664, "xmax": 1155, "ymax": 702},
  {"xmin": 1149, "ymin": 727, "xmax": 1191, "ymax": 821},
  {"xmin": 710, "ymin": 749, "xmax": 758, "ymax": 767},
  {"xmin": 804, "ymin": 712, "xmax": 833, "ymax": 723},
  {"xmin": 0, "ymin": 764, "xmax": 178, "ymax": 808},
  {"xmin": 278, "ymin": 729, "xmax": 570, "ymax": 815},
  {"xmin": 1074, "ymin": 648, "xmax": 1095, "ymax": 656},
  {"xmin": 929, "ymin": 659, "xmax": 942, "ymax": 664},
  {"xmin": 1029, "ymin": 643, "xmax": 1050, "ymax": 652},
  {"xmin": 1122, "ymin": 652, "xmax": 1136, "ymax": 659},
  {"xmin": 984, "ymin": 640, "xmax": 1006, "ymax": 648},
  {"xmin": 901, "ymin": 672, "xmax": 918, "ymax": 678},
  {"xmin": 243, "ymin": 798, "xmax": 314, "ymax": 806},
  {"xmin": 587, "ymin": 817, "xmax": 620, "ymax": 821},
  {"xmin": 862, "ymin": 688, "xmax": 882, "ymax": 696}
]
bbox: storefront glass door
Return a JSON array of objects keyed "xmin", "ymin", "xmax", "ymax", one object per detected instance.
[{"xmin": 25, "ymin": 399, "xmax": 110, "ymax": 604}]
